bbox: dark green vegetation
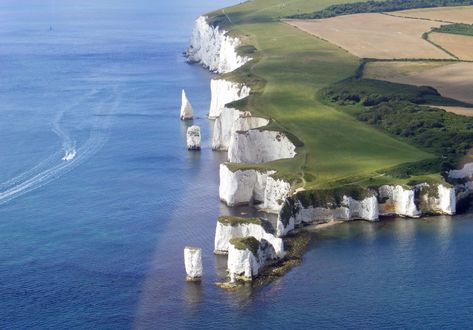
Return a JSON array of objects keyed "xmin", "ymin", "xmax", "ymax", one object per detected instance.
[
  {"xmin": 229, "ymin": 236, "xmax": 260, "ymax": 255},
  {"xmin": 218, "ymin": 216, "xmax": 262, "ymax": 226},
  {"xmin": 288, "ymin": 0, "xmax": 473, "ymax": 19},
  {"xmin": 253, "ymin": 230, "xmax": 311, "ymax": 287},
  {"xmin": 321, "ymin": 78, "xmax": 473, "ymax": 174},
  {"xmin": 322, "ymin": 78, "xmax": 471, "ymax": 108},
  {"xmin": 218, "ymin": 216, "xmax": 274, "ymax": 233},
  {"xmin": 432, "ymin": 23, "xmax": 473, "ymax": 36},
  {"xmin": 208, "ymin": 0, "xmax": 435, "ymax": 190}
]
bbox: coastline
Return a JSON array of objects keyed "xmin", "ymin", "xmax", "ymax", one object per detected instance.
[{"xmin": 185, "ymin": 4, "xmax": 473, "ymax": 286}]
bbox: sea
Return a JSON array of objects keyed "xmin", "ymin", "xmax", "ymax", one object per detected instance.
[{"xmin": 1, "ymin": 1, "xmax": 473, "ymax": 329}]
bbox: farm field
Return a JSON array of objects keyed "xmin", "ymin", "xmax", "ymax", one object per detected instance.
[
  {"xmin": 392, "ymin": 5, "xmax": 473, "ymax": 23},
  {"xmin": 429, "ymin": 32, "xmax": 473, "ymax": 60},
  {"xmin": 286, "ymin": 14, "xmax": 451, "ymax": 59},
  {"xmin": 210, "ymin": 0, "xmax": 435, "ymax": 188},
  {"xmin": 364, "ymin": 61, "xmax": 473, "ymax": 108}
]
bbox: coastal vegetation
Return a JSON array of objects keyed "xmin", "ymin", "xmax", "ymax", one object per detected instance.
[
  {"xmin": 229, "ymin": 236, "xmax": 260, "ymax": 254},
  {"xmin": 321, "ymin": 78, "xmax": 473, "ymax": 172},
  {"xmin": 432, "ymin": 23, "xmax": 473, "ymax": 36},
  {"xmin": 207, "ymin": 0, "xmax": 441, "ymax": 189},
  {"xmin": 287, "ymin": 0, "xmax": 473, "ymax": 19}
]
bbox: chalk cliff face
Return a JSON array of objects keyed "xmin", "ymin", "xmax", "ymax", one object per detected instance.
[
  {"xmin": 187, "ymin": 16, "xmax": 251, "ymax": 74},
  {"xmin": 180, "ymin": 90, "xmax": 193, "ymax": 120},
  {"xmin": 186, "ymin": 125, "xmax": 201, "ymax": 150},
  {"xmin": 209, "ymin": 79, "xmax": 251, "ymax": 119},
  {"xmin": 212, "ymin": 108, "xmax": 268, "ymax": 151},
  {"xmin": 449, "ymin": 162, "xmax": 473, "ymax": 179},
  {"xmin": 214, "ymin": 217, "xmax": 284, "ymax": 258},
  {"xmin": 227, "ymin": 238, "xmax": 277, "ymax": 282},
  {"xmin": 378, "ymin": 185, "xmax": 420, "ymax": 217},
  {"xmin": 419, "ymin": 184, "xmax": 456, "ymax": 215},
  {"xmin": 276, "ymin": 184, "xmax": 457, "ymax": 237},
  {"xmin": 184, "ymin": 246, "xmax": 203, "ymax": 281},
  {"xmin": 219, "ymin": 164, "xmax": 290, "ymax": 212},
  {"xmin": 276, "ymin": 193, "xmax": 379, "ymax": 237},
  {"xmin": 228, "ymin": 129, "xmax": 296, "ymax": 164}
]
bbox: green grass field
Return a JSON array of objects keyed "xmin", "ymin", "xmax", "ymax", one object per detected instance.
[{"xmin": 208, "ymin": 0, "xmax": 436, "ymax": 189}]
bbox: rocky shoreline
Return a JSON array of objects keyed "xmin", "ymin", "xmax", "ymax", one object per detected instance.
[{"xmin": 186, "ymin": 15, "xmax": 473, "ymax": 285}]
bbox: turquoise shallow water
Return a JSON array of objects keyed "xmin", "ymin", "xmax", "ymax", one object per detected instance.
[{"xmin": 1, "ymin": 1, "xmax": 473, "ymax": 329}]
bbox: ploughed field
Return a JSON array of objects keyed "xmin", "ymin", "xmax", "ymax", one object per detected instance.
[
  {"xmin": 364, "ymin": 62, "xmax": 473, "ymax": 108},
  {"xmin": 391, "ymin": 5, "xmax": 473, "ymax": 23},
  {"xmin": 429, "ymin": 32, "xmax": 473, "ymax": 60},
  {"xmin": 210, "ymin": 0, "xmax": 473, "ymax": 189},
  {"xmin": 286, "ymin": 14, "xmax": 451, "ymax": 59}
]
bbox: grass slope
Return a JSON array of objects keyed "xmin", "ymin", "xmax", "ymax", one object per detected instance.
[{"xmin": 208, "ymin": 0, "xmax": 435, "ymax": 189}]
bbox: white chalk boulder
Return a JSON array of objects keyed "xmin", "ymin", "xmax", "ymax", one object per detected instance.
[
  {"xmin": 184, "ymin": 246, "xmax": 202, "ymax": 281},
  {"xmin": 187, "ymin": 125, "xmax": 201, "ymax": 150},
  {"xmin": 180, "ymin": 89, "xmax": 193, "ymax": 120}
]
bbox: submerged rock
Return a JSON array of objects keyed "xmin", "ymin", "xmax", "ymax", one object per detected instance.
[
  {"xmin": 187, "ymin": 125, "xmax": 201, "ymax": 150},
  {"xmin": 184, "ymin": 246, "xmax": 202, "ymax": 281},
  {"xmin": 180, "ymin": 89, "xmax": 193, "ymax": 120}
]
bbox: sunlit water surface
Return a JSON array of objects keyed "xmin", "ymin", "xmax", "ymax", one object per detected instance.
[{"xmin": 1, "ymin": 1, "xmax": 473, "ymax": 329}]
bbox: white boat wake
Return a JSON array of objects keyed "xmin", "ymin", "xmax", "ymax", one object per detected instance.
[
  {"xmin": 62, "ymin": 149, "xmax": 76, "ymax": 161},
  {"xmin": 0, "ymin": 87, "xmax": 120, "ymax": 205}
]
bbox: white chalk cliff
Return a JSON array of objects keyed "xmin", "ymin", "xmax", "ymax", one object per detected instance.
[
  {"xmin": 186, "ymin": 125, "xmax": 201, "ymax": 150},
  {"xmin": 378, "ymin": 185, "xmax": 420, "ymax": 217},
  {"xmin": 276, "ymin": 184, "xmax": 457, "ymax": 237},
  {"xmin": 227, "ymin": 238, "xmax": 277, "ymax": 282},
  {"xmin": 219, "ymin": 164, "xmax": 290, "ymax": 212},
  {"xmin": 187, "ymin": 16, "xmax": 251, "ymax": 74},
  {"xmin": 212, "ymin": 108, "xmax": 268, "ymax": 151},
  {"xmin": 449, "ymin": 162, "xmax": 473, "ymax": 179},
  {"xmin": 228, "ymin": 129, "xmax": 296, "ymax": 164},
  {"xmin": 276, "ymin": 194, "xmax": 379, "ymax": 237},
  {"xmin": 214, "ymin": 217, "xmax": 284, "ymax": 258},
  {"xmin": 180, "ymin": 89, "xmax": 193, "ymax": 120},
  {"xmin": 209, "ymin": 79, "xmax": 251, "ymax": 119},
  {"xmin": 184, "ymin": 246, "xmax": 203, "ymax": 281}
]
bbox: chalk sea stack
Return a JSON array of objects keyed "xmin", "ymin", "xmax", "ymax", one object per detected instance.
[
  {"xmin": 184, "ymin": 246, "xmax": 202, "ymax": 281},
  {"xmin": 186, "ymin": 125, "xmax": 201, "ymax": 150},
  {"xmin": 180, "ymin": 89, "xmax": 193, "ymax": 120}
]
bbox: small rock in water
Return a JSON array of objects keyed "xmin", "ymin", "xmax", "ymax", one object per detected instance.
[
  {"xmin": 184, "ymin": 246, "xmax": 203, "ymax": 281},
  {"xmin": 180, "ymin": 89, "xmax": 193, "ymax": 120},
  {"xmin": 187, "ymin": 125, "xmax": 201, "ymax": 150}
]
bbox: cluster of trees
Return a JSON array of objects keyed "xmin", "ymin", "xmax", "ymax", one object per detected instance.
[
  {"xmin": 357, "ymin": 101, "xmax": 473, "ymax": 171},
  {"xmin": 321, "ymin": 78, "xmax": 473, "ymax": 171},
  {"xmin": 321, "ymin": 78, "xmax": 467, "ymax": 107},
  {"xmin": 288, "ymin": 0, "xmax": 473, "ymax": 19},
  {"xmin": 432, "ymin": 23, "xmax": 473, "ymax": 36}
]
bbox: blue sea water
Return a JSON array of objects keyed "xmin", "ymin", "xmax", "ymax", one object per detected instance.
[{"xmin": 1, "ymin": 1, "xmax": 473, "ymax": 329}]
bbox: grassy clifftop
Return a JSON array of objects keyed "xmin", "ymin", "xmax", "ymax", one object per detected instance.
[{"xmin": 206, "ymin": 0, "xmax": 439, "ymax": 189}]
